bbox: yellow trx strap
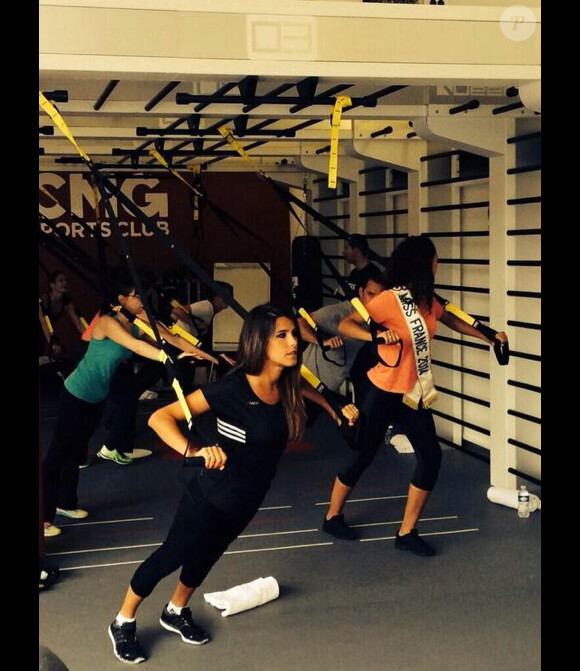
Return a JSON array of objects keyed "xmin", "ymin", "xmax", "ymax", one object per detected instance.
[
  {"xmin": 42, "ymin": 313, "xmax": 54, "ymax": 336},
  {"xmin": 349, "ymin": 296, "xmax": 372, "ymax": 327},
  {"xmin": 297, "ymin": 307, "xmax": 318, "ymax": 332},
  {"xmin": 79, "ymin": 317, "xmax": 89, "ymax": 330},
  {"xmin": 148, "ymin": 148, "xmax": 204, "ymax": 197},
  {"xmin": 39, "ymin": 91, "xmax": 90, "ymax": 162},
  {"xmin": 300, "ymin": 364, "xmax": 326, "ymax": 394},
  {"xmin": 328, "ymin": 95, "xmax": 352, "ymax": 189},
  {"xmin": 168, "ymin": 323, "xmax": 203, "ymax": 348},
  {"xmin": 443, "ymin": 302, "xmax": 478, "ymax": 327},
  {"xmin": 218, "ymin": 126, "xmax": 264, "ymax": 175},
  {"xmin": 115, "ymin": 306, "xmax": 196, "ymax": 424}
]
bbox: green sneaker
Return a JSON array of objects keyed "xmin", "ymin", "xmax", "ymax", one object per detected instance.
[{"xmin": 97, "ymin": 446, "xmax": 134, "ymax": 465}]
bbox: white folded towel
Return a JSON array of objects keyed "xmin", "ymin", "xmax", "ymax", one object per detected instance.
[{"xmin": 203, "ymin": 577, "xmax": 280, "ymax": 617}]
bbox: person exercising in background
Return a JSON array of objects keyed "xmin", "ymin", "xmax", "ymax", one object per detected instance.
[
  {"xmin": 39, "ymin": 271, "xmax": 85, "ymax": 360},
  {"xmin": 42, "ymin": 269, "xmax": 200, "ymax": 537},
  {"xmin": 170, "ymin": 281, "xmax": 234, "ymax": 341},
  {"xmin": 343, "ymin": 234, "xmax": 381, "ymax": 294},
  {"xmin": 298, "ymin": 268, "xmax": 386, "ymax": 394}
]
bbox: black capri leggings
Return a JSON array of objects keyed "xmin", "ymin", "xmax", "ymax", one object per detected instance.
[
  {"xmin": 338, "ymin": 377, "xmax": 442, "ymax": 491},
  {"xmin": 131, "ymin": 481, "xmax": 253, "ymax": 597}
]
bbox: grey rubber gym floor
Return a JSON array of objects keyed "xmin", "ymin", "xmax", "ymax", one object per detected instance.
[{"xmin": 39, "ymin": 393, "xmax": 541, "ymax": 671}]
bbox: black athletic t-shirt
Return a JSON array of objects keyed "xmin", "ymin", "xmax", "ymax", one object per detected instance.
[{"xmin": 191, "ymin": 371, "xmax": 289, "ymax": 516}]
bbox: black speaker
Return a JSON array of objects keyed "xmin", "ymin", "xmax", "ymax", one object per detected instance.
[{"xmin": 291, "ymin": 235, "xmax": 322, "ymax": 312}]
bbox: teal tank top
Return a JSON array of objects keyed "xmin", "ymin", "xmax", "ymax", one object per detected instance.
[{"xmin": 65, "ymin": 323, "xmax": 139, "ymax": 403}]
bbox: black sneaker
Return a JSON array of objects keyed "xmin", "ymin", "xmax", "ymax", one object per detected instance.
[
  {"xmin": 322, "ymin": 514, "xmax": 358, "ymax": 540},
  {"xmin": 108, "ymin": 620, "xmax": 146, "ymax": 664},
  {"xmin": 159, "ymin": 605, "xmax": 210, "ymax": 645},
  {"xmin": 395, "ymin": 529, "xmax": 436, "ymax": 557}
]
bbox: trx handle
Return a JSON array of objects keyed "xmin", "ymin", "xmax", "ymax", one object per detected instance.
[
  {"xmin": 184, "ymin": 456, "xmax": 205, "ymax": 467},
  {"xmin": 297, "ymin": 307, "xmax": 346, "ymax": 368},
  {"xmin": 298, "ymin": 308, "xmax": 328, "ymax": 350},
  {"xmin": 435, "ymin": 294, "xmax": 510, "ymax": 366},
  {"xmin": 350, "ymin": 297, "xmax": 403, "ymax": 369}
]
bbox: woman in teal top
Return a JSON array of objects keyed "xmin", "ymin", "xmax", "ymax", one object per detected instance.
[{"xmin": 42, "ymin": 271, "xmax": 192, "ymax": 538}]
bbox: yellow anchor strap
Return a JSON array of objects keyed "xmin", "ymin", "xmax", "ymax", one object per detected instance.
[
  {"xmin": 328, "ymin": 95, "xmax": 351, "ymax": 189},
  {"xmin": 39, "ymin": 91, "xmax": 90, "ymax": 162}
]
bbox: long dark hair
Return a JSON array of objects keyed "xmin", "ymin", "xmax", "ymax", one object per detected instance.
[
  {"xmin": 231, "ymin": 304, "xmax": 306, "ymax": 441},
  {"xmin": 384, "ymin": 235, "xmax": 437, "ymax": 310}
]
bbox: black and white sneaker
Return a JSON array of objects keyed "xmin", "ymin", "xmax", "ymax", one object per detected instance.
[
  {"xmin": 395, "ymin": 529, "xmax": 436, "ymax": 557},
  {"xmin": 159, "ymin": 605, "xmax": 210, "ymax": 645},
  {"xmin": 108, "ymin": 620, "xmax": 146, "ymax": 664}
]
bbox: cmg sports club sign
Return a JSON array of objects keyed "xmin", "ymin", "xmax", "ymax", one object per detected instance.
[
  {"xmin": 39, "ymin": 173, "xmax": 174, "ymax": 239},
  {"xmin": 39, "ymin": 172, "xmax": 197, "ymax": 275}
]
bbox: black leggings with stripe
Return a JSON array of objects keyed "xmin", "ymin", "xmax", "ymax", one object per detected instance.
[{"xmin": 338, "ymin": 377, "xmax": 442, "ymax": 491}]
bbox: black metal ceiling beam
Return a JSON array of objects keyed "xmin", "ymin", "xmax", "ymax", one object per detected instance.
[
  {"xmin": 290, "ymin": 83, "xmax": 352, "ymax": 113},
  {"xmin": 118, "ymin": 116, "xmax": 186, "ymax": 165},
  {"xmin": 113, "ymin": 148, "xmax": 240, "ymax": 157},
  {"xmin": 144, "ymin": 81, "xmax": 181, "ymax": 111},
  {"xmin": 285, "ymin": 118, "xmax": 323, "ymax": 132},
  {"xmin": 135, "ymin": 125, "xmax": 295, "ymax": 138},
  {"xmin": 187, "ymin": 115, "xmax": 201, "ymax": 132},
  {"xmin": 202, "ymin": 141, "xmax": 268, "ymax": 167},
  {"xmin": 237, "ymin": 75, "xmax": 259, "ymax": 102},
  {"xmin": 93, "ymin": 80, "xmax": 120, "ymax": 111},
  {"xmin": 176, "ymin": 93, "xmax": 377, "ymax": 107},
  {"xmin": 293, "ymin": 76, "xmax": 318, "ymax": 112},
  {"xmin": 492, "ymin": 101, "xmax": 525, "ymax": 115},
  {"xmin": 370, "ymin": 125, "xmax": 393, "ymax": 138},
  {"xmin": 43, "ymin": 90, "xmax": 68, "ymax": 102},
  {"xmin": 54, "ymin": 157, "xmax": 169, "ymax": 169},
  {"xmin": 243, "ymin": 83, "xmax": 295, "ymax": 113},
  {"xmin": 39, "ymin": 126, "xmax": 54, "ymax": 135},
  {"xmin": 194, "ymin": 81, "xmax": 237, "ymax": 112},
  {"xmin": 449, "ymin": 99, "xmax": 480, "ymax": 115},
  {"xmin": 344, "ymin": 84, "xmax": 408, "ymax": 112}
]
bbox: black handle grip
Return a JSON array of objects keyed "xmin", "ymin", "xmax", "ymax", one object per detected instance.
[
  {"xmin": 184, "ymin": 456, "xmax": 205, "ymax": 467},
  {"xmin": 494, "ymin": 339, "xmax": 510, "ymax": 366},
  {"xmin": 475, "ymin": 322, "xmax": 509, "ymax": 365}
]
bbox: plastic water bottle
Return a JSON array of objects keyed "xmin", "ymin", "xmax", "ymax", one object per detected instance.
[{"xmin": 517, "ymin": 486, "xmax": 530, "ymax": 518}]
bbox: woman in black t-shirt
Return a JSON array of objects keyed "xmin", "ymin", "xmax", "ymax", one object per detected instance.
[{"xmin": 107, "ymin": 304, "xmax": 358, "ymax": 665}]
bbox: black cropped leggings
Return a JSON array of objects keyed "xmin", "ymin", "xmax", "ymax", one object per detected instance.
[
  {"xmin": 131, "ymin": 482, "xmax": 253, "ymax": 597},
  {"xmin": 338, "ymin": 377, "xmax": 442, "ymax": 491}
]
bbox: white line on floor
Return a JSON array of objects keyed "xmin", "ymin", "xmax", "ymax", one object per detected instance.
[
  {"xmin": 60, "ymin": 541, "xmax": 335, "ymax": 571},
  {"xmin": 352, "ymin": 515, "xmax": 458, "ymax": 529},
  {"xmin": 239, "ymin": 528, "xmax": 317, "ymax": 539},
  {"xmin": 257, "ymin": 505, "xmax": 293, "ymax": 511},
  {"xmin": 47, "ymin": 542, "xmax": 162, "ymax": 557},
  {"xmin": 60, "ymin": 560, "xmax": 143, "ymax": 572},
  {"xmin": 359, "ymin": 527, "xmax": 480, "ymax": 542},
  {"xmin": 57, "ymin": 516, "xmax": 154, "ymax": 528},
  {"xmin": 315, "ymin": 495, "xmax": 407, "ymax": 506},
  {"xmin": 47, "ymin": 528, "xmax": 319, "ymax": 556},
  {"xmin": 225, "ymin": 541, "xmax": 333, "ymax": 555}
]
